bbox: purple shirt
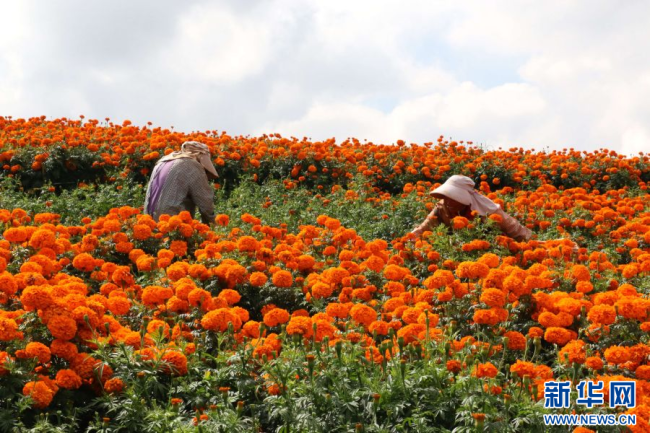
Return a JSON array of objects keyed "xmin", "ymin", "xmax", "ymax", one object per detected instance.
[{"xmin": 146, "ymin": 160, "xmax": 175, "ymax": 215}]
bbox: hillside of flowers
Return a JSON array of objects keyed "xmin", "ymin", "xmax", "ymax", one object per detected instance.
[{"xmin": 0, "ymin": 116, "xmax": 649, "ymax": 432}]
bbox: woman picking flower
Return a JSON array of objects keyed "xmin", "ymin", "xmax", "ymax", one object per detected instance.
[{"xmin": 410, "ymin": 175, "xmax": 533, "ymax": 241}]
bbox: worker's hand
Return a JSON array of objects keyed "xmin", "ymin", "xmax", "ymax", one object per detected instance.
[{"xmin": 410, "ymin": 227, "xmax": 423, "ymax": 238}]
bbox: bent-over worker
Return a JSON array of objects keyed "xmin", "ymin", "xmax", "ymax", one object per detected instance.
[{"xmin": 144, "ymin": 141, "xmax": 218, "ymax": 224}]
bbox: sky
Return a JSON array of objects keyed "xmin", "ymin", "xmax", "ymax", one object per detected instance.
[{"xmin": 1, "ymin": 1, "xmax": 649, "ymax": 155}]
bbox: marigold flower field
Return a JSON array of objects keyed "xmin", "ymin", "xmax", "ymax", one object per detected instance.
[{"xmin": 0, "ymin": 116, "xmax": 649, "ymax": 432}]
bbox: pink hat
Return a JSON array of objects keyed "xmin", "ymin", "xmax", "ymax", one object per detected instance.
[
  {"xmin": 429, "ymin": 175, "xmax": 475, "ymax": 205},
  {"xmin": 430, "ymin": 175, "xmax": 500, "ymax": 216}
]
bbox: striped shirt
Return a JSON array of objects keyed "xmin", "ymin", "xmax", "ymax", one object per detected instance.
[{"xmin": 144, "ymin": 158, "xmax": 215, "ymax": 224}]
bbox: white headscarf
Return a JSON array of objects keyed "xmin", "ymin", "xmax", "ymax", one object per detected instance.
[
  {"xmin": 159, "ymin": 141, "xmax": 219, "ymax": 179},
  {"xmin": 429, "ymin": 175, "xmax": 500, "ymax": 216}
]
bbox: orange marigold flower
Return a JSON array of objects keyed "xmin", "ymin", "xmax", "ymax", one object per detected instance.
[
  {"xmin": 107, "ymin": 297, "xmax": 131, "ymax": 316},
  {"xmin": 571, "ymin": 265, "xmax": 591, "ymax": 282},
  {"xmin": 29, "ymin": 229, "xmax": 57, "ymax": 250},
  {"xmin": 169, "ymin": 240, "xmax": 188, "ymax": 256},
  {"xmin": 503, "ymin": 331, "xmax": 527, "ymax": 351},
  {"xmin": 587, "ymin": 304, "xmax": 616, "ymax": 325},
  {"xmin": 362, "ymin": 255, "xmax": 385, "ymax": 273},
  {"xmin": 575, "ymin": 281, "xmax": 594, "ymax": 294},
  {"xmin": 72, "ymin": 253, "xmax": 97, "ymax": 272},
  {"xmin": 383, "ymin": 264, "xmax": 410, "ymax": 281},
  {"xmin": 585, "ymin": 356, "xmax": 604, "ymax": 370},
  {"xmin": 397, "ymin": 323, "xmax": 426, "ymax": 343},
  {"xmin": 323, "ymin": 267, "xmax": 350, "ymax": 285},
  {"xmin": 187, "ymin": 288, "xmax": 212, "ymax": 307},
  {"xmin": 111, "ymin": 266, "xmax": 135, "ymax": 287},
  {"xmin": 474, "ymin": 362, "xmax": 498, "ymax": 378},
  {"xmin": 0, "ymin": 351, "xmax": 12, "ymax": 376},
  {"xmin": 218, "ymin": 289, "xmax": 242, "ymax": 306},
  {"xmin": 451, "ymin": 216, "xmax": 469, "ymax": 230},
  {"xmin": 166, "ymin": 262, "xmax": 188, "ymax": 281},
  {"xmin": 20, "ymin": 285, "xmax": 54, "ymax": 311},
  {"xmin": 368, "ymin": 320, "xmax": 390, "ymax": 336},
  {"xmin": 50, "ymin": 339, "xmax": 78, "ymax": 361},
  {"xmin": 326, "ymin": 302, "xmax": 352, "ymax": 319},
  {"xmin": 215, "ymin": 214, "xmax": 230, "ymax": 226},
  {"xmin": 528, "ymin": 327, "xmax": 544, "ymax": 338},
  {"xmin": 456, "ymin": 261, "xmax": 489, "ymax": 279},
  {"xmin": 401, "ymin": 307, "xmax": 422, "ymax": 325},
  {"xmin": 510, "ymin": 360, "xmax": 536, "ymax": 378},
  {"xmin": 314, "ymin": 319, "xmax": 337, "ymax": 342},
  {"xmin": 423, "ymin": 270, "xmax": 454, "ymax": 289},
  {"xmin": 25, "ymin": 342, "xmax": 51, "ymax": 364},
  {"xmin": 242, "ymin": 321, "xmax": 261, "ymax": 339},
  {"xmin": 241, "ymin": 213, "xmax": 261, "ymax": 225},
  {"xmin": 237, "ymin": 236, "xmax": 259, "ymax": 252},
  {"xmin": 462, "ymin": 240, "xmax": 491, "ymax": 252},
  {"xmin": 558, "ymin": 340, "xmax": 586, "ymax": 364},
  {"xmin": 0, "ymin": 317, "xmax": 22, "ymax": 341},
  {"xmin": 480, "ymin": 288, "xmax": 506, "ymax": 308},
  {"xmin": 543, "ymin": 327, "xmax": 575, "ymax": 346},
  {"xmin": 141, "ymin": 285, "xmax": 174, "ymax": 307},
  {"xmin": 263, "ymin": 308, "xmax": 290, "ymax": 328},
  {"xmin": 349, "ymin": 304, "xmax": 377, "ymax": 327},
  {"xmin": 615, "ymin": 297, "xmax": 647, "ymax": 321},
  {"xmin": 104, "ymin": 377, "xmax": 126, "ymax": 393},
  {"xmin": 132, "ymin": 224, "xmax": 153, "ymax": 241},
  {"xmin": 0, "ymin": 272, "xmax": 18, "ymax": 297},
  {"xmin": 311, "ymin": 281, "xmax": 334, "ymax": 299},
  {"xmin": 634, "ymin": 365, "xmax": 650, "ymax": 380},
  {"xmin": 23, "ymin": 381, "xmax": 54, "ymax": 408},
  {"xmin": 446, "ymin": 360, "xmax": 462, "ymax": 373},
  {"xmin": 272, "ymin": 270, "xmax": 293, "ymax": 288},
  {"xmin": 478, "ymin": 253, "xmax": 500, "ymax": 268},
  {"xmin": 161, "ymin": 351, "xmax": 188, "ymax": 376},
  {"xmin": 249, "ymin": 272, "xmax": 268, "ymax": 287},
  {"xmin": 167, "ymin": 296, "xmax": 189, "ymax": 313},
  {"xmin": 147, "ymin": 320, "xmax": 171, "ymax": 338},
  {"xmin": 473, "ymin": 308, "xmax": 507, "ymax": 326},
  {"xmin": 55, "ymin": 369, "xmax": 83, "ymax": 390},
  {"xmin": 46, "ymin": 315, "xmax": 77, "ymax": 341},
  {"xmin": 297, "ymin": 255, "xmax": 316, "ymax": 271},
  {"xmin": 3, "ymin": 227, "xmax": 28, "ymax": 243},
  {"xmin": 201, "ymin": 308, "xmax": 242, "ymax": 332},
  {"xmin": 286, "ymin": 316, "xmax": 313, "ymax": 338},
  {"xmin": 603, "ymin": 346, "xmax": 630, "ymax": 365},
  {"xmin": 225, "ymin": 264, "xmax": 247, "ymax": 287}
]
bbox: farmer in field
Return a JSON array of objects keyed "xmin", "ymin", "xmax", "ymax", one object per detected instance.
[
  {"xmin": 410, "ymin": 175, "xmax": 532, "ymax": 241},
  {"xmin": 144, "ymin": 141, "xmax": 218, "ymax": 224}
]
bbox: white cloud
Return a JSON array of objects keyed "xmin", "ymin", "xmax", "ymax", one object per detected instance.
[
  {"xmin": 621, "ymin": 125, "xmax": 650, "ymax": 156},
  {"xmin": 165, "ymin": 4, "xmax": 273, "ymax": 83},
  {"xmin": 262, "ymin": 81, "xmax": 547, "ymax": 146},
  {"xmin": 0, "ymin": 0, "xmax": 649, "ymax": 155}
]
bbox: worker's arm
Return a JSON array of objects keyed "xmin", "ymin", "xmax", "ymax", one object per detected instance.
[
  {"xmin": 494, "ymin": 208, "xmax": 532, "ymax": 242},
  {"xmin": 411, "ymin": 204, "xmax": 442, "ymax": 237},
  {"xmin": 188, "ymin": 165, "xmax": 216, "ymax": 224}
]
